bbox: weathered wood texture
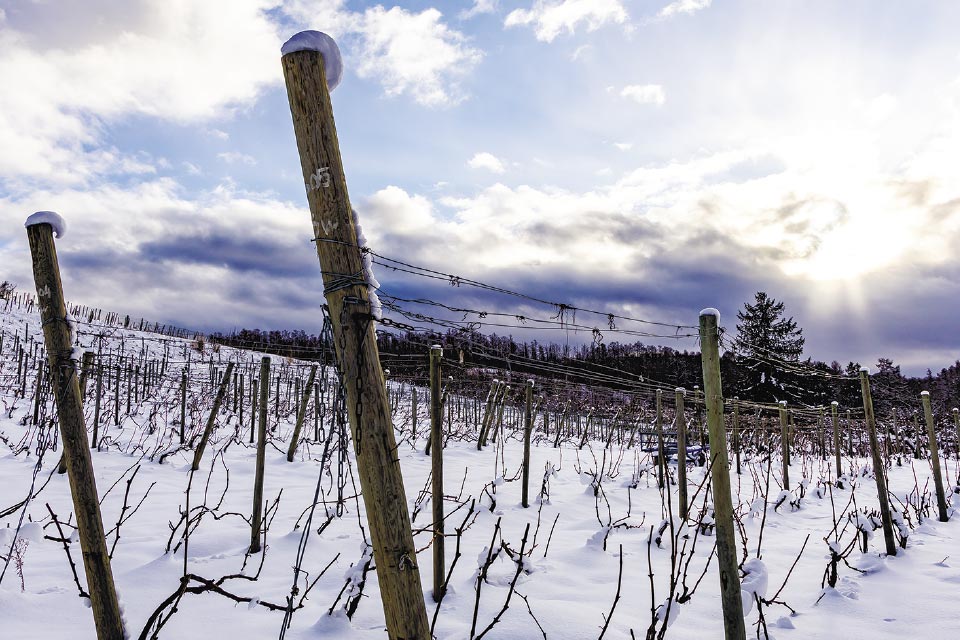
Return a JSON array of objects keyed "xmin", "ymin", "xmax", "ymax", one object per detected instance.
[
  {"xmin": 282, "ymin": 48, "xmax": 430, "ymax": 638},
  {"xmin": 27, "ymin": 222, "xmax": 125, "ymax": 640}
]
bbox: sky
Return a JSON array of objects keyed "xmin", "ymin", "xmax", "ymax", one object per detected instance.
[{"xmin": 1, "ymin": 0, "xmax": 960, "ymax": 376}]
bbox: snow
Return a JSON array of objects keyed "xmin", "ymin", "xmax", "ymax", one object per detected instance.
[
  {"xmin": 281, "ymin": 31, "xmax": 343, "ymax": 91},
  {"xmin": 699, "ymin": 307, "xmax": 720, "ymax": 320},
  {"xmin": 351, "ymin": 208, "xmax": 382, "ymax": 321},
  {"xmin": 4, "ymin": 301, "xmax": 960, "ymax": 639},
  {"xmin": 921, "ymin": 390, "xmax": 930, "ymax": 396},
  {"xmin": 24, "ymin": 211, "xmax": 66, "ymax": 238}
]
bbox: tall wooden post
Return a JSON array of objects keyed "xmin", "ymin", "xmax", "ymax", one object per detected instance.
[
  {"xmin": 831, "ymin": 401, "xmax": 842, "ymax": 479},
  {"xmin": 921, "ymin": 391, "xmax": 949, "ymax": 522},
  {"xmin": 699, "ymin": 309, "xmax": 746, "ymax": 640},
  {"xmin": 59, "ymin": 351, "xmax": 95, "ymax": 474},
  {"xmin": 429, "ymin": 346, "xmax": 444, "ymax": 601},
  {"xmin": 655, "ymin": 389, "xmax": 666, "ymax": 488},
  {"xmin": 250, "ymin": 357, "xmax": 270, "ymax": 553},
  {"xmin": 953, "ymin": 408, "xmax": 960, "ymax": 461},
  {"xmin": 179, "ymin": 369, "xmax": 188, "ymax": 444},
  {"xmin": 478, "ymin": 379, "xmax": 500, "ymax": 449},
  {"xmin": 732, "ymin": 397, "xmax": 741, "ymax": 475},
  {"xmin": 522, "ymin": 379, "xmax": 534, "ymax": 508},
  {"xmin": 778, "ymin": 401, "xmax": 790, "ymax": 490},
  {"xmin": 675, "ymin": 388, "xmax": 689, "ymax": 520},
  {"xmin": 860, "ymin": 368, "xmax": 897, "ymax": 556},
  {"xmin": 287, "ymin": 364, "xmax": 319, "ymax": 462},
  {"xmin": 282, "ymin": 36, "xmax": 430, "ymax": 637},
  {"xmin": 26, "ymin": 216, "xmax": 124, "ymax": 640},
  {"xmin": 191, "ymin": 361, "xmax": 235, "ymax": 471}
]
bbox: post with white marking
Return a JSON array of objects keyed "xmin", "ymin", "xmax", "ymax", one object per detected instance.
[
  {"xmin": 25, "ymin": 213, "xmax": 124, "ymax": 640},
  {"xmin": 699, "ymin": 309, "xmax": 746, "ymax": 640},
  {"xmin": 921, "ymin": 391, "xmax": 949, "ymax": 522},
  {"xmin": 281, "ymin": 31, "xmax": 430, "ymax": 637},
  {"xmin": 859, "ymin": 368, "xmax": 897, "ymax": 556}
]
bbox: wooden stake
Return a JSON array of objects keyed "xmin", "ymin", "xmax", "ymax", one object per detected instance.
[
  {"xmin": 283, "ymin": 43, "xmax": 430, "ymax": 637},
  {"xmin": 429, "ymin": 346, "xmax": 444, "ymax": 601},
  {"xmin": 675, "ymin": 388, "xmax": 689, "ymax": 520},
  {"xmin": 732, "ymin": 397, "xmax": 741, "ymax": 475},
  {"xmin": 921, "ymin": 391, "xmax": 949, "ymax": 522},
  {"xmin": 699, "ymin": 309, "xmax": 746, "ymax": 640},
  {"xmin": 287, "ymin": 364, "xmax": 319, "ymax": 462},
  {"xmin": 251, "ymin": 357, "xmax": 270, "ymax": 554},
  {"xmin": 778, "ymin": 401, "xmax": 790, "ymax": 490},
  {"xmin": 831, "ymin": 401, "xmax": 842, "ymax": 479},
  {"xmin": 26, "ymin": 219, "xmax": 124, "ymax": 640},
  {"xmin": 522, "ymin": 379, "xmax": 534, "ymax": 508},
  {"xmin": 859, "ymin": 369, "xmax": 897, "ymax": 556},
  {"xmin": 191, "ymin": 361, "xmax": 235, "ymax": 471}
]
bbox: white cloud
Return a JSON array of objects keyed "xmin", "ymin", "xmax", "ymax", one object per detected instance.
[
  {"xmin": 460, "ymin": 0, "xmax": 498, "ymax": 20},
  {"xmin": 0, "ymin": 0, "xmax": 282, "ymax": 185},
  {"xmin": 620, "ymin": 84, "xmax": 666, "ymax": 105},
  {"xmin": 658, "ymin": 0, "xmax": 712, "ymax": 19},
  {"xmin": 217, "ymin": 152, "xmax": 257, "ymax": 166},
  {"xmin": 505, "ymin": 0, "xmax": 628, "ymax": 42},
  {"xmin": 283, "ymin": 2, "xmax": 482, "ymax": 107},
  {"xmin": 613, "ymin": 142, "xmax": 633, "ymax": 151},
  {"xmin": 571, "ymin": 44, "xmax": 591, "ymax": 60},
  {"xmin": 468, "ymin": 152, "xmax": 507, "ymax": 174}
]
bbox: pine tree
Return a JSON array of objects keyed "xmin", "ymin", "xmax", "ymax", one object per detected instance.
[{"xmin": 734, "ymin": 292, "xmax": 805, "ymax": 403}]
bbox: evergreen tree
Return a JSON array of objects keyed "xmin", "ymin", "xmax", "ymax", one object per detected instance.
[{"xmin": 733, "ymin": 292, "xmax": 805, "ymax": 403}]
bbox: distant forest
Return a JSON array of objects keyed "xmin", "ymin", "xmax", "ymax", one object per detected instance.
[{"xmin": 210, "ymin": 325, "xmax": 960, "ymax": 418}]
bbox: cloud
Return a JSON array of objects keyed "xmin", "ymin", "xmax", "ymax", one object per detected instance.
[
  {"xmin": 460, "ymin": 0, "xmax": 498, "ymax": 20},
  {"xmin": 613, "ymin": 142, "xmax": 633, "ymax": 151},
  {"xmin": 505, "ymin": 0, "xmax": 628, "ymax": 42},
  {"xmin": 468, "ymin": 152, "xmax": 506, "ymax": 174},
  {"xmin": 620, "ymin": 84, "xmax": 666, "ymax": 105},
  {"xmin": 0, "ymin": 0, "xmax": 282, "ymax": 187},
  {"xmin": 217, "ymin": 151, "xmax": 257, "ymax": 166},
  {"xmin": 658, "ymin": 0, "xmax": 712, "ymax": 19},
  {"xmin": 283, "ymin": 1, "xmax": 482, "ymax": 107}
]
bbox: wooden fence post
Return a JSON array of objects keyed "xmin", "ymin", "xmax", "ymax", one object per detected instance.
[
  {"xmin": 953, "ymin": 407, "xmax": 960, "ymax": 461},
  {"xmin": 732, "ymin": 397, "xmax": 741, "ymax": 475},
  {"xmin": 675, "ymin": 387, "xmax": 689, "ymax": 520},
  {"xmin": 655, "ymin": 389, "xmax": 666, "ymax": 488},
  {"xmin": 778, "ymin": 401, "xmax": 790, "ymax": 490},
  {"xmin": 699, "ymin": 309, "xmax": 746, "ymax": 640},
  {"xmin": 282, "ymin": 34, "xmax": 430, "ymax": 637},
  {"xmin": 179, "ymin": 369, "xmax": 187, "ymax": 444},
  {"xmin": 59, "ymin": 350, "xmax": 95, "ymax": 474},
  {"xmin": 859, "ymin": 368, "xmax": 897, "ymax": 556},
  {"xmin": 26, "ymin": 214, "xmax": 124, "ymax": 640},
  {"xmin": 251, "ymin": 357, "xmax": 270, "ymax": 553},
  {"xmin": 522, "ymin": 379, "xmax": 534, "ymax": 508},
  {"xmin": 191, "ymin": 361, "xmax": 235, "ymax": 471},
  {"xmin": 478, "ymin": 379, "xmax": 500, "ymax": 449},
  {"xmin": 921, "ymin": 391, "xmax": 949, "ymax": 522},
  {"xmin": 429, "ymin": 346, "xmax": 444, "ymax": 601},
  {"xmin": 287, "ymin": 364, "xmax": 319, "ymax": 462},
  {"xmin": 831, "ymin": 401, "xmax": 842, "ymax": 479}
]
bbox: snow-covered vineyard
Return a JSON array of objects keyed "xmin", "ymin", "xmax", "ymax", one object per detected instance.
[{"xmin": 2, "ymin": 286, "xmax": 960, "ymax": 640}]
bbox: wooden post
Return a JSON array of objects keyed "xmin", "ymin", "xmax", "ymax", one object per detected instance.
[
  {"xmin": 287, "ymin": 364, "xmax": 319, "ymax": 462},
  {"xmin": 953, "ymin": 408, "xmax": 960, "ymax": 461},
  {"xmin": 831, "ymin": 401, "xmax": 842, "ymax": 479},
  {"xmin": 59, "ymin": 351, "xmax": 95, "ymax": 474},
  {"xmin": 191, "ymin": 361, "xmax": 235, "ymax": 471},
  {"xmin": 250, "ymin": 357, "xmax": 270, "ymax": 553},
  {"xmin": 250, "ymin": 378, "xmax": 259, "ymax": 444},
  {"xmin": 859, "ymin": 368, "xmax": 897, "ymax": 556},
  {"xmin": 921, "ymin": 391, "xmax": 949, "ymax": 522},
  {"xmin": 283, "ymin": 38, "xmax": 430, "ymax": 637},
  {"xmin": 522, "ymin": 379, "xmax": 534, "ymax": 508},
  {"xmin": 26, "ymin": 216, "xmax": 124, "ymax": 640},
  {"xmin": 411, "ymin": 386, "xmax": 419, "ymax": 440},
  {"xmin": 429, "ymin": 346, "xmax": 444, "ymax": 602},
  {"xmin": 478, "ymin": 379, "xmax": 500, "ymax": 449},
  {"xmin": 655, "ymin": 389, "xmax": 666, "ymax": 488},
  {"xmin": 732, "ymin": 397, "xmax": 741, "ymax": 475},
  {"xmin": 179, "ymin": 369, "xmax": 187, "ymax": 444},
  {"xmin": 778, "ymin": 401, "xmax": 790, "ymax": 490},
  {"xmin": 91, "ymin": 363, "xmax": 103, "ymax": 448},
  {"xmin": 699, "ymin": 309, "xmax": 746, "ymax": 640},
  {"xmin": 675, "ymin": 388, "xmax": 689, "ymax": 520}
]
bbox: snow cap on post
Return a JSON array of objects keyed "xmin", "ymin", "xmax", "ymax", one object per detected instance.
[
  {"xmin": 921, "ymin": 390, "xmax": 930, "ymax": 397},
  {"xmin": 281, "ymin": 31, "xmax": 343, "ymax": 91},
  {"xmin": 831, "ymin": 400, "xmax": 839, "ymax": 406},
  {"xmin": 859, "ymin": 366, "xmax": 869, "ymax": 374},
  {"xmin": 699, "ymin": 307, "xmax": 720, "ymax": 321},
  {"xmin": 24, "ymin": 211, "xmax": 66, "ymax": 238}
]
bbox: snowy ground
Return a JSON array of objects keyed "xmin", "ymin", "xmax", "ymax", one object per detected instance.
[{"xmin": 2, "ymin": 301, "xmax": 960, "ymax": 639}]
